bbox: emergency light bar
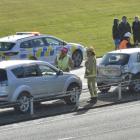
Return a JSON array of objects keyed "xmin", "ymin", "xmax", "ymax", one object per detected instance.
[{"xmin": 16, "ymin": 32, "xmax": 40, "ymax": 36}]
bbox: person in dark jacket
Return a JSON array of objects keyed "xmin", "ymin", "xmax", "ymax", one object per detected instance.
[
  {"xmin": 112, "ymin": 18, "xmax": 120, "ymax": 50},
  {"xmin": 118, "ymin": 16, "xmax": 131, "ymax": 41},
  {"xmin": 132, "ymin": 16, "xmax": 140, "ymax": 46}
]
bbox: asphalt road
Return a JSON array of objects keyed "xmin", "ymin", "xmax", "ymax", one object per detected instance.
[{"xmin": 1, "ymin": 101, "xmax": 140, "ymax": 140}]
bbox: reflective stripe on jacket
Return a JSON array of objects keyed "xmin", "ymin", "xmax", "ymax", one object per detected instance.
[{"xmin": 85, "ymin": 56, "xmax": 96, "ymax": 78}]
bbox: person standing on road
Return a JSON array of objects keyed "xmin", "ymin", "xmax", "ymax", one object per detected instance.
[
  {"xmin": 84, "ymin": 47, "xmax": 98, "ymax": 104},
  {"xmin": 55, "ymin": 47, "xmax": 73, "ymax": 72},
  {"xmin": 118, "ymin": 16, "xmax": 131, "ymax": 41},
  {"xmin": 112, "ymin": 18, "xmax": 120, "ymax": 50},
  {"xmin": 132, "ymin": 16, "xmax": 140, "ymax": 46}
]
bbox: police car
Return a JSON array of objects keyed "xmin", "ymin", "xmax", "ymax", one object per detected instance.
[{"xmin": 0, "ymin": 32, "xmax": 86, "ymax": 67}]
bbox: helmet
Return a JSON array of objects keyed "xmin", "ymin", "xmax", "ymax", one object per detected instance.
[
  {"xmin": 86, "ymin": 47, "xmax": 95, "ymax": 55},
  {"xmin": 124, "ymin": 32, "xmax": 131, "ymax": 38}
]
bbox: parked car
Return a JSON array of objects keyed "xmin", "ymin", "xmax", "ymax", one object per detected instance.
[
  {"xmin": 0, "ymin": 60, "xmax": 82, "ymax": 113},
  {"xmin": 97, "ymin": 48, "xmax": 140, "ymax": 93},
  {"xmin": 0, "ymin": 32, "xmax": 86, "ymax": 67}
]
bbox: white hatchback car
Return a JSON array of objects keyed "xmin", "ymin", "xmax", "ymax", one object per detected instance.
[
  {"xmin": 0, "ymin": 32, "xmax": 86, "ymax": 67},
  {"xmin": 97, "ymin": 48, "xmax": 140, "ymax": 93},
  {"xmin": 0, "ymin": 60, "xmax": 82, "ymax": 113}
]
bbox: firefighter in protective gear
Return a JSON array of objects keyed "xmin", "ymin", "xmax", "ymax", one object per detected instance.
[
  {"xmin": 55, "ymin": 47, "xmax": 73, "ymax": 72},
  {"xmin": 84, "ymin": 47, "xmax": 98, "ymax": 103}
]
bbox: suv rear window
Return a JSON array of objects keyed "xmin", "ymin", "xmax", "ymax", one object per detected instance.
[
  {"xmin": 101, "ymin": 53, "xmax": 130, "ymax": 66},
  {"xmin": 0, "ymin": 69, "xmax": 7, "ymax": 82},
  {"xmin": 0, "ymin": 42, "xmax": 15, "ymax": 51}
]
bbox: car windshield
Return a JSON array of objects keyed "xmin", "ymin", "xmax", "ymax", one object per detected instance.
[
  {"xmin": 101, "ymin": 53, "xmax": 130, "ymax": 66},
  {"xmin": 0, "ymin": 42, "xmax": 15, "ymax": 51}
]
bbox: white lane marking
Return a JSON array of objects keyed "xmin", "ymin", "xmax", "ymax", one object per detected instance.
[{"xmin": 58, "ymin": 137, "xmax": 74, "ymax": 140}]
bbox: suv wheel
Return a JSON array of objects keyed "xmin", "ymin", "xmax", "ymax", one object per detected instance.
[
  {"xmin": 97, "ymin": 83, "xmax": 111, "ymax": 93},
  {"xmin": 72, "ymin": 50, "xmax": 83, "ymax": 67},
  {"xmin": 129, "ymin": 73, "xmax": 140, "ymax": 93},
  {"xmin": 15, "ymin": 92, "xmax": 31, "ymax": 113},
  {"xmin": 129, "ymin": 83, "xmax": 140, "ymax": 93},
  {"xmin": 64, "ymin": 83, "xmax": 80, "ymax": 105}
]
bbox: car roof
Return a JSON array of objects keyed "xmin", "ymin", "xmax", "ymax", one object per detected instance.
[
  {"xmin": 108, "ymin": 48, "xmax": 140, "ymax": 54},
  {"xmin": 0, "ymin": 60, "xmax": 43, "ymax": 69},
  {"xmin": 0, "ymin": 60, "xmax": 59, "ymax": 71},
  {"xmin": 0, "ymin": 35, "xmax": 34, "ymax": 43},
  {"xmin": 0, "ymin": 33, "xmax": 65, "ymax": 43}
]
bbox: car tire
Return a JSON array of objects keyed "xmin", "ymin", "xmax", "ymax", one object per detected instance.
[
  {"xmin": 64, "ymin": 83, "xmax": 81, "ymax": 105},
  {"xmin": 72, "ymin": 50, "xmax": 83, "ymax": 67},
  {"xmin": 14, "ymin": 92, "xmax": 31, "ymax": 113},
  {"xmin": 128, "ymin": 73, "xmax": 140, "ymax": 93},
  {"xmin": 97, "ymin": 83, "xmax": 111, "ymax": 93}
]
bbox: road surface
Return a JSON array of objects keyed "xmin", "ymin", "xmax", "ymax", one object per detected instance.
[{"xmin": 1, "ymin": 101, "xmax": 140, "ymax": 140}]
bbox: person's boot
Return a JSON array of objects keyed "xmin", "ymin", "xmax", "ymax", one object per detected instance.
[{"xmin": 90, "ymin": 97, "xmax": 97, "ymax": 104}]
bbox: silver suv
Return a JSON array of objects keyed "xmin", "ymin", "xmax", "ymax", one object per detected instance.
[
  {"xmin": 97, "ymin": 48, "xmax": 140, "ymax": 93},
  {"xmin": 0, "ymin": 60, "xmax": 82, "ymax": 113}
]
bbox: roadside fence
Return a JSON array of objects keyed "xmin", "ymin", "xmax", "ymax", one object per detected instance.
[{"xmin": 0, "ymin": 78, "xmax": 140, "ymax": 115}]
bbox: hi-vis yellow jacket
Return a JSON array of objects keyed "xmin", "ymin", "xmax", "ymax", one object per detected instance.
[{"xmin": 84, "ymin": 55, "xmax": 97, "ymax": 78}]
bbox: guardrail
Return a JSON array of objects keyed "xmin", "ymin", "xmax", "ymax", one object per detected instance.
[
  {"xmin": 0, "ymin": 78, "xmax": 140, "ymax": 115},
  {"xmin": 0, "ymin": 89, "xmax": 81, "ymax": 115},
  {"xmin": 30, "ymin": 89, "xmax": 81, "ymax": 115}
]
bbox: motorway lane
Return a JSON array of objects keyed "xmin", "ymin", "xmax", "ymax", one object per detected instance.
[{"xmin": 1, "ymin": 101, "xmax": 140, "ymax": 140}]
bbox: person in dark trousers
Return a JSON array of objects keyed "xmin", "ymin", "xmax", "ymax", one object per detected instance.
[
  {"xmin": 112, "ymin": 18, "xmax": 120, "ymax": 50},
  {"xmin": 132, "ymin": 16, "xmax": 140, "ymax": 46},
  {"xmin": 118, "ymin": 16, "xmax": 131, "ymax": 41}
]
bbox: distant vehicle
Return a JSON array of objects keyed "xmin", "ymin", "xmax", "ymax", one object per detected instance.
[
  {"xmin": 0, "ymin": 32, "xmax": 86, "ymax": 67},
  {"xmin": 0, "ymin": 60, "xmax": 82, "ymax": 113},
  {"xmin": 97, "ymin": 48, "xmax": 140, "ymax": 93}
]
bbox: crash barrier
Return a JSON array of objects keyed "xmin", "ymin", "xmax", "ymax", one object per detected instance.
[
  {"xmin": 27, "ymin": 77, "xmax": 140, "ymax": 115},
  {"xmin": 82, "ymin": 78, "xmax": 140, "ymax": 101},
  {"xmin": 0, "ymin": 89, "xmax": 81, "ymax": 115},
  {"xmin": 0, "ymin": 78, "xmax": 140, "ymax": 115},
  {"xmin": 29, "ymin": 89, "xmax": 81, "ymax": 115}
]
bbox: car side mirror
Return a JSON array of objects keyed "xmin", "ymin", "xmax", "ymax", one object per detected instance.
[{"xmin": 57, "ymin": 70, "xmax": 63, "ymax": 76}]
